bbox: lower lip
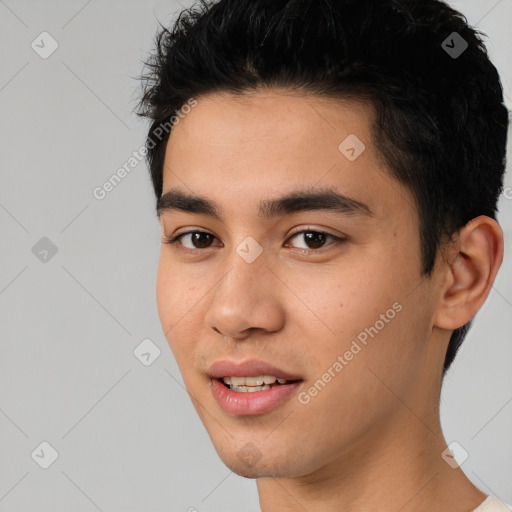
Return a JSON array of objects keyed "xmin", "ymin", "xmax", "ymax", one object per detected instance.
[{"xmin": 210, "ymin": 378, "xmax": 303, "ymax": 416}]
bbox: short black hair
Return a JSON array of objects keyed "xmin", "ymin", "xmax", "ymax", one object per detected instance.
[{"xmin": 136, "ymin": 0, "xmax": 509, "ymax": 374}]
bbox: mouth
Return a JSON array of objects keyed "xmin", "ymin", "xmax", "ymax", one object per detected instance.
[
  {"xmin": 207, "ymin": 359, "xmax": 303, "ymax": 382},
  {"xmin": 217, "ymin": 375, "xmax": 303, "ymax": 393},
  {"xmin": 207, "ymin": 359, "xmax": 305, "ymax": 415}
]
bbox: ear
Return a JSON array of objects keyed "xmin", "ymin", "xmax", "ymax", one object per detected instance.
[{"xmin": 434, "ymin": 216, "xmax": 504, "ymax": 330}]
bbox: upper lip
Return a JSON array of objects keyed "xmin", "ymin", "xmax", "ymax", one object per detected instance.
[{"xmin": 207, "ymin": 359, "xmax": 303, "ymax": 380}]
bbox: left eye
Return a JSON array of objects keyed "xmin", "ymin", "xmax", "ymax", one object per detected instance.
[
  {"xmin": 163, "ymin": 230, "xmax": 344, "ymax": 252},
  {"xmin": 286, "ymin": 230, "xmax": 343, "ymax": 250}
]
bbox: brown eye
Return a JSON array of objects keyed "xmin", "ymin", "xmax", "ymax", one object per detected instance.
[
  {"xmin": 303, "ymin": 232, "xmax": 327, "ymax": 249},
  {"xmin": 163, "ymin": 231, "xmax": 219, "ymax": 250},
  {"xmin": 163, "ymin": 229, "xmax": 346, "ymax": 254},
  {"xmin": 187, "ymin": 232, "xmax": 215, "ymax": 249},
  {"xmin": 287, "ymin": 230, "xmax": 343, "ymax": 251}
]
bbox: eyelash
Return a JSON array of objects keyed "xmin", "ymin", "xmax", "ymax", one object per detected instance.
[{"xmin": 162, "ymin": 229, "xmax": 346, "ymax": 255}]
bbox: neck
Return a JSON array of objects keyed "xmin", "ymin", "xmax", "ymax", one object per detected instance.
[{"xmin": 256, "ymin": 408, "xmax": 486, "ymax": 512}]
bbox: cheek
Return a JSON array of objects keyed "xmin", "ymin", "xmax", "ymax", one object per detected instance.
[
  {"xmin": 156, "ymin": 255, "xmax": 206, "ymax": 357},
  {"xmin": 303, "ymin": 252, "xmax": 423, "ymax": 386},
  {"xmin": 156, "ymin": 251, "xmax": 192, "ymax": 305},
  {"xmin": 156, "ymin": 257, "xmax": 173, "ymax": 326},
  {"xmin": 156, "ymin": 256, "xmax": 190, "ymax": 340},
  {"xmin": 310, "ymin": 267, "xmax": 395, "ymax": 341}
]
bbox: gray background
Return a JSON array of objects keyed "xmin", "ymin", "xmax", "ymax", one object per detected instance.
[{"xmin": 0, "ymin": 1, "xmax": 510, "ymax": 511}]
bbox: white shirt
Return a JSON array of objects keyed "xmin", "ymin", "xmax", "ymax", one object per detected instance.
[{"xmin": 472, "ymin": 496, "xmax": 512, "ymax": 511}]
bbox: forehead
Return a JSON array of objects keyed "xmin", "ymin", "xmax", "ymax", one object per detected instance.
[
  {"xmin": 167, "ymin": 89, "xmax": 375, "ymax": 155},
  {"xmin": 161, "ymin": 90, "xmax": 415, "ymax": 224}
]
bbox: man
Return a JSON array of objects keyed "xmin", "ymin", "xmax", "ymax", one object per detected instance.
[{"xmin": 137, "ymin": 0, "xmax": 510, "ymax": 510}]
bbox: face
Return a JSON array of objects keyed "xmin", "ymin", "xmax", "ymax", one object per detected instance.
[{"xmin": 156, "ymin": 89, "xmax": 445, "ymax": 479}]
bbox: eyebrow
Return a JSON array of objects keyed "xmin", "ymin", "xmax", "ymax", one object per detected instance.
[{"xmin": 156, "ymin": 186, "xmax": 374, "ymax": 221}]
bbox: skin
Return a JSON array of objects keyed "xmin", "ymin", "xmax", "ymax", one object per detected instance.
[{"xmin": 155, "ymin": 88, "xmax": 503, "ymax": 512}]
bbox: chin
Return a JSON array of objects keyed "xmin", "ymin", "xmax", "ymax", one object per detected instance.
[
  {"xmin": 224, "ymin": 461, "xmax": 264, "ymax": 479},
  {"xmin": 215, "ymin": 442, "xmax": 312, "ymax": 479}
]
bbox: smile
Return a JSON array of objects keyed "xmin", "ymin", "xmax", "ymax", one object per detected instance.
[
  {"xmin": 221, "ymin": 375, "xmax": 296, "ymax": 392},
  {"xmin": 211, "ymin": 377, "xmax": 303, "ymax": 415}
]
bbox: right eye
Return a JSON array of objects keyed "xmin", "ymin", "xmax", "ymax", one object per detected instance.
[{"xmin": 162, "ymin": 231, "xmax": 220, "ymax": 252}]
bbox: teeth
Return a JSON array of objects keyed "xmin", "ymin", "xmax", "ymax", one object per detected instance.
[
  {"xmin": 221, "ymin": 375, "xmax": 287, "ymax": 387},
  {"xmin": 230, "ymin": 384, "xmax": 271, "ymax": 392},
  {"xmin": 243, "ymin": 376, "xmax": 264, "ymax": 386}
]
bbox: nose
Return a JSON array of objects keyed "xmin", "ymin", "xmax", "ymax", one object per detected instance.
[{"xmin": 204, "ymin": 246, "xmax": 285, "ymax": 341}]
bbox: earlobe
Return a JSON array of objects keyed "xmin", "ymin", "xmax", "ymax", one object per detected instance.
[{"xmin": 434, "ymin": 216, "xmax": 504, "ymax": 331}]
